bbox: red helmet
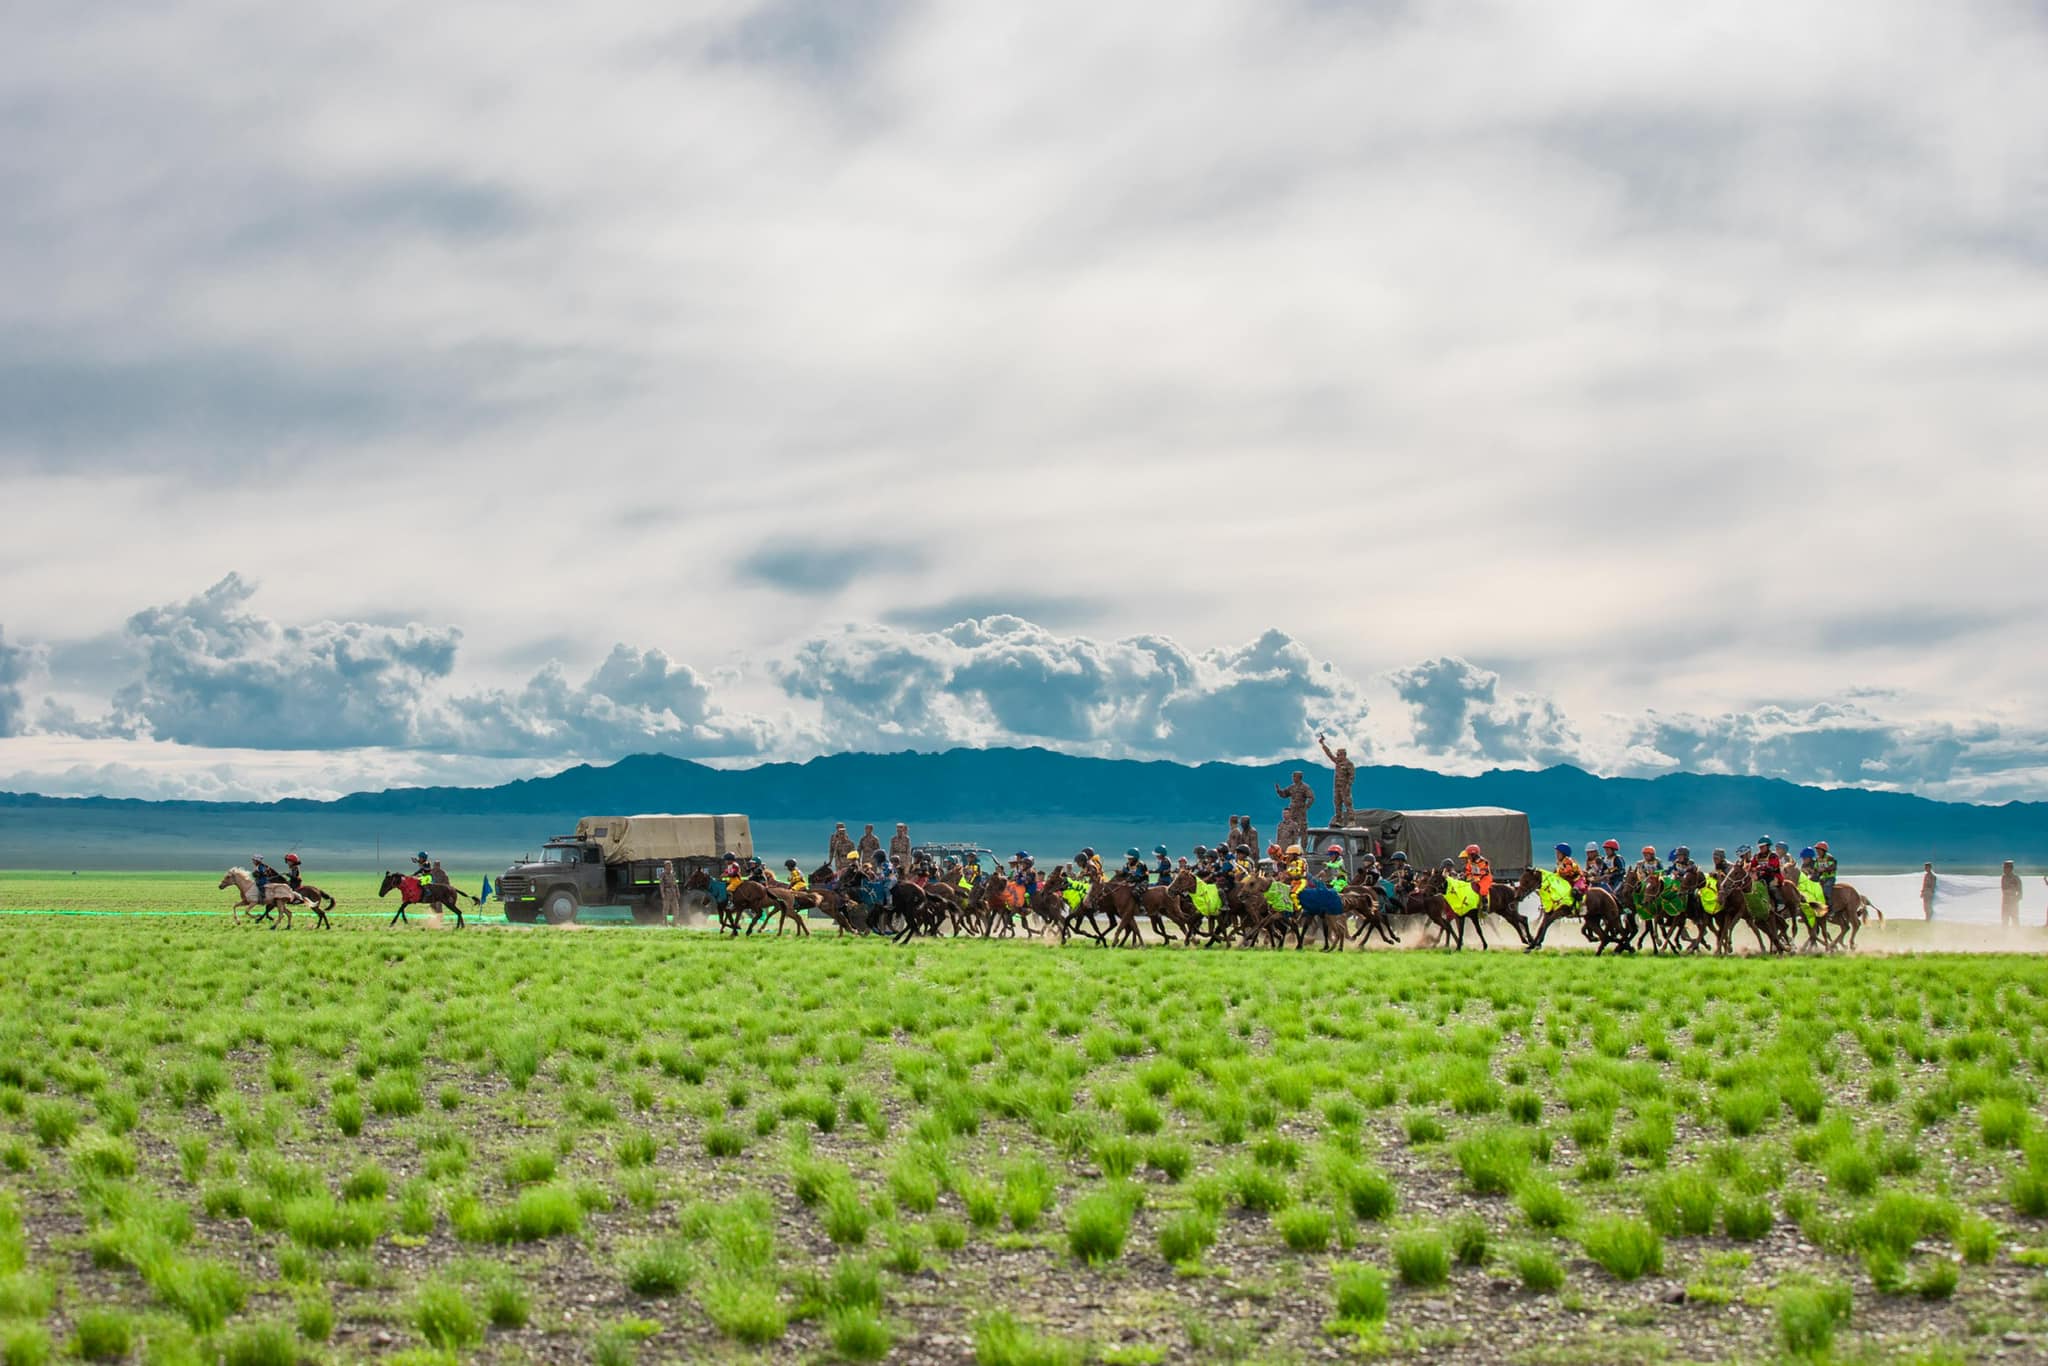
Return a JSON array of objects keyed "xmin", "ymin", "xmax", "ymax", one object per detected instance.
[
  {"xmin": 1463, "ymin": 844, "xmax": 1481, "ymax": 856},
  {"xmin": 1326, "ymin": 844, "xmax": 1343, "ymax": 855},
  {"xmin": 285, "ymin": 853, "xmax": 300, "ymax": 864},
  {"xmin": 1603, "ymin": 839, "xmax": 1620, "ymax": 851}
]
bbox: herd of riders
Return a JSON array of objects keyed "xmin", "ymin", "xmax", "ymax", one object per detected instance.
[{"xmin": 695, "ymin": 827, "xmax": 1862, "ymax": 955}]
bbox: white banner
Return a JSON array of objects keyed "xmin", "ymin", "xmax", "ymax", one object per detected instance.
[{"xmin": 1845, "ymin": 872, "xmax": 2036, "ymax": 926}]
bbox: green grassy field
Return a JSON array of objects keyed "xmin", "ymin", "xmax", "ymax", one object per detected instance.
[{"xmin": 0, "ymin": 913, "xmax": 2045, "ymax": 1364}]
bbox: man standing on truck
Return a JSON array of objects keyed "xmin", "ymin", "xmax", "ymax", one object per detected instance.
[
  {"xmin": 889, "ymin": 823, "xmax": 913, "ymax": 867},
  {"xmin": 1317, "ymin": 735, "xmax": 1356, "ymax": 827},
  {"xmin": 858, "ymin": 824, "xmax": 883, "ymax": 864},
  {"xmin": 828, "ymin": 823, "xmax": 855, "ymax": 871}
]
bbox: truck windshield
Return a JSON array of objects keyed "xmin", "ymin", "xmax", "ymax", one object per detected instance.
[{"xmin": 541, "ymin": 846, "xmax": 582, "ymax": 863}]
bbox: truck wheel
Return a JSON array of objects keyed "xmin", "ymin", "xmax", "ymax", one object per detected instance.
[{"xmin": 542, "ymin": 889, "xmax": 579, "ymax": 925}]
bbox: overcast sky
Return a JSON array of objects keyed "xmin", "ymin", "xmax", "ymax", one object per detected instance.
[{"xmin": 3, "ymin": 0, "xmax": 2045, "ymax": 804}]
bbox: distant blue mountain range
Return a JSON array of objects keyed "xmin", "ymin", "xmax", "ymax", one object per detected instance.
[{"xmin": 0, "ymin": 749, "xmax": 2039, "ymax": 871}]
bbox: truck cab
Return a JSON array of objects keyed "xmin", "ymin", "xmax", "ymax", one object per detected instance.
[{"xmin": 498, "ymin": 839, "xmax": 608, "ymax": 923}]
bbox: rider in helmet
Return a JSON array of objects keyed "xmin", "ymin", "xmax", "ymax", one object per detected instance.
[
  {"xmin": 1283, "ymin": 844, "xmax": 1308, "ymax": 907},
  {"xmin": 282, "ymin": 853, "xmax": 305, "ymax": 892},
  {"xmin": 412, "ymin": 851, "xmax": 432, "ymax": 879},
  {"xmin": 1461, "ymin": 844, "xmax": 1492, "ymax": 899},
  {"xmin": 1553, "ymin": 842, "xmax": 1580, "ymax": 883},
  {"xmin": 1322, "ymin": 844, "xmax": 1349, "ymax": 892},
  {"xmin": 1711, "ymin": 848, "xmax": 1731, "ymax": 876},
  {"xmin": 783, "ymin": 859, "xmax": 808, "ymax": 894},
  {"xmin": 1636, "ymin": 845, "xmax": 1662, "ymax": 879},
  {"xmin": 1011, "ymin": 851, "xmax": 1038, "ymax": 895},
  {"xmin": 250, "ymin": 855, "xmax": 277, "ymax": 895},
  {"xmin": 1671, "ymin": 846, "xmax": 1693, "ymax": 874},
  {"xmin": 1152, "ymin": 845, "xmax": 1174, "ymax": 885},
  {"xmin": 1601, "ymin": 840, "xmax": 1626, "ymax": 893},
  {"xmin": 1812, "ymin": 840, "xmax": 1837, "ymax": 899},
  {"xmin": 1120, "ymin": 848, "xmax": 1148, "ymax": 889}
]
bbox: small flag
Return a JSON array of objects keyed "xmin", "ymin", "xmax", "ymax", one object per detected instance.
[{"xmin": 480, "ymin": 877, "xmax": 494, "ymax": 904}]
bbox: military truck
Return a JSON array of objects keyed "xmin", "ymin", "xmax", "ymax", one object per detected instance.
[
  {"xmin": 1310, "ymin": 807, "xmax": 1532, "ymax": 880},
  {"xmin": 497, "ymin": 813, "xmax": 752, "ymax": 925}
]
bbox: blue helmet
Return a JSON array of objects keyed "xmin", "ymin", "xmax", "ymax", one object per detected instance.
[
  {"xmin": 415, "ymin": 851, "xmax": 429, "ymax": 861},
  {"xmin": 1666, "ymin": 848, "xmax": 1679, "ymax": 862},
  {"xmin": 1554, "ymin": 843, "xmax": 1572, "ymax": 856},
  {"xmin": 1153, "ymin": 845, "xmax": 1169, "ymax": 857},
  {"xmin": 1799, "ymin": 846, "xmax": 1816, "ymax": 859},
  {"xmin": 1390, "ymin": 851, "xmax": 1408, "ymax": 863},
  {"xmin": 1013, "ymin": 850, "xmax": 1031, "ymax": 861},
  {"xmin": 1125, "ymin": 848, "xmax": 1141, "ymax": 859}
]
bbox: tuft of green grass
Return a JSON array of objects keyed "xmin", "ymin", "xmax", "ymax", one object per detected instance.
[
  {"xmin": 282, "ymin": 1193, "xmax": 386, "ymax": 1249},
  {"xmin": 1980, "ymin": 1098, "xmax": 2030, "ymax": 1149},
  {"xmin": 1516, "ymin": 1178, "xmax": 1576, "ymax": 1232},
  {"xmin": 1454, "ymin": 1127, "xmax": 1529, "ymax": 1196},
  {"xmin": 1, "ymin": 1324, "xmax": 51, "ymax": 1366},
  {"xmin": 27, "ymin": 1102, "xmax": 76, "ymax": 1150},
  {"xmin": 828, "ymin": 1305, "xmax": 893, "ymax": 1361},
  {"xmin": 220, "ymin": 1321, "xmax": 296, "ymax": 1366},
  {"xmin": 1158, "ymin": 1210, "xmax": 1216, "ymax": 1267},
  {"xmin": 1003, "ymin": 1158, "xmax": 1057, "ymax": 1232},
  {"xmin": 1331, "ymin": 1262, "xmax": 1388, "ymax": 1323},
  {"xmin": 623, "ymin": 1238, "xmax": 693, "ymax": 1295},
  {"xmin": 1722, "ymin": 1195, "xmax": 1774, "ymax": 1242},
  {"xmin": 1065, "ymin": 1190, "xmax": 1131, "ymax": 1265},
  {"xmin": 703, "ymin": 1123, "xmax": 746, "ymax": 1158},
  {"xmin": 1449, "ymin": 1213, "xmax": 1489, "ymax": 1267},
  {"xmin": 296, "ymin": 1292, "xmax": 336, "ymax": 1343},
  {"xmin": 1276, "ymin": 1205, "xmax": 1334, "ymax": 1253},
  {"xmin": 823, "ymin": 1186, "xmax": 873, "ymax": 1246},
  {"xmin": 411, "ymin": 1283, "xmax": 483, "ymax": 1351},
  {"xmin": 1228, "ymin": 1163, "xmax": 1290, "ymax": 1214},
  {"xmin": 1392, "ymin": 1229, "xmax": 1451, "ymax": 1288},
  {"xmin": 1644, "ymin": 1171, "xmax": 1718, "ymax": 1237},
  {"xmin": 1581, "ymin": 1216, "xmax": 1663, "ymax": 1281},
  {"xmin": 1514, "ymin": 1246, "xmax": 1565, "ymax": 1293},
  {"xmin": 68, "ymin": 1310, "xmax": 134, "ymax": 1362},
  {"xmin": 1776, "ymin": 1278, "xmax": 1852, "ymax": 1357},
  {"xmin": 973, "ymin": 1310, "xmax": 1085, "ymax": 1366},
  {"xmin": 504, "ymin": 1145, "xmax": 557, "ymax": 1185}
]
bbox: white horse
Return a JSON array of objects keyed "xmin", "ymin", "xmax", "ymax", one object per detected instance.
[{"xmin": 219, "ymin": 867, "xmax": 308, "ymax": 927}]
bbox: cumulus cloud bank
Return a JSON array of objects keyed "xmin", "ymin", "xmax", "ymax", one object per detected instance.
[
  {"xmin": 777, "ymin": 618, "xmax": 1362, "ymax": 761},
  {"xmin": 36, "ymin": 576, "xmax": 767, "ymax": 761},
  {"xmin": 8, "ymin": 578, "xmax": 2045, "ymax": 805}
]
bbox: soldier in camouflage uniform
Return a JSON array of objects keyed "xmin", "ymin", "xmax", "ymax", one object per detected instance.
[
  {"xmin": 1274, "ymin": 772, "xmax": 1315, "ymax": 850},
  {"xmin": 1317, "ymin": 735, "xmax": 1356, "ymax": 827},
  {"xmin": 889, "ymin": 823, "xmax": 913, "ymax": 868},
  {"xmin": 857, "ymin": 824, "xmax": 883, "ymax": 864},
  {"xmin": 827, "ymin": 823, "xmax": 855, "ymax": 871},
  {"xmin": 1237, "ymin": 817, "xmax": 1259, "ymax": 857}
]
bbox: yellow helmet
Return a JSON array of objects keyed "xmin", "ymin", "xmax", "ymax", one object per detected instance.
[{"xmin": 1285, "ymin": 844, "xmax": 1302, "ymax": 856}]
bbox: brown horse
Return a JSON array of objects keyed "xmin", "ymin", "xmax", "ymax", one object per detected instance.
[
  {"xmin": 1408, "ymin": 871, "xmax": 1488, "ymax": 950},
  {"xmin": 1340, "ymin": 884, "xmax": 1401, "ymax": 946},
  {"xmin": 1483, "ymin": 869, "xmax": 1541, "ymax": 947},
  {"xmin": 1706, "ymin": 867, "xmax": 1781, "ymax": 956},
  {"xmin": 377, "ymin": 872, "xmax": 474, "ymax": 928}
]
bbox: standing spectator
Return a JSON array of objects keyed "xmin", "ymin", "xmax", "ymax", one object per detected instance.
[
  {"xmin": 889, "ymin": 823, "xmax": 913, "ymax": 868},
  {"xmin": 657, "ymin": 860, "xmax": 681, "ymax": 927},
  {"xmin": 2001, "ymin": 861, "xmax": 2022, "ymax": 928},
  {"xmin": 827, "ymin": 823, "xmax": 855, "ymax": 871},
  {"xmin": 857, "ymin": 824, "xmax": 883, "ymax": 863},
  {"xmin": 1920, "ymin": 862, "xmax": 1937, "ymax": 920}
]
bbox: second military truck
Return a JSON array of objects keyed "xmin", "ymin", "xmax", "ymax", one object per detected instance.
[{"xmin": 497, "ymin": 813, "xmax": 752, "ymax": 924}]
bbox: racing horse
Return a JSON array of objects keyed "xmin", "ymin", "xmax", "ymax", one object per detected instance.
[
  {"xmin": 1482, "ymin": 869, "xmax": 1542, "ymax": 947},
  {"xmin": 377, "ymin": 871, "xmax": 474, "ymax": 928},
  {"xmin": 220, "ymin": 867, "xmax": 314, "ymax": 928}
]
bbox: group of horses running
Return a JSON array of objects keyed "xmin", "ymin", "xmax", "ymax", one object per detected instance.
[
  {"xmin": 218, "ymin": 867, "xmax": 480, "ymax": 930},
  {"xmin": 692, "ymin": 857, "xmax": 1883, "ymax": 955}
]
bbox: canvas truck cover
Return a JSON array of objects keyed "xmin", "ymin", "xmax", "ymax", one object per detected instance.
[
  {"xmin": 572, "ymin": 814, "xmax": 753, "ymax": 863},
  {"xmin": 1341, "ymin": 807, "xmax": 1532, "ymax": 873}
]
